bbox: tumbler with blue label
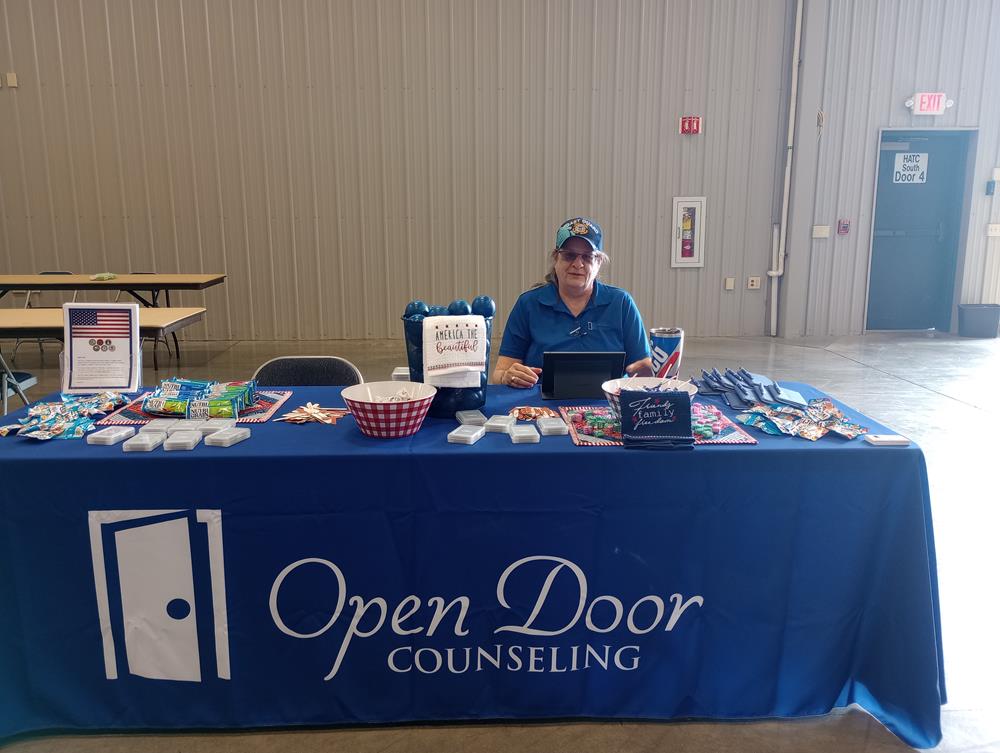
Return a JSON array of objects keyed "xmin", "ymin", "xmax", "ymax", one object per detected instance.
[{"xmin": 649, "ymin": 327, "xmax": 684, "ymax": 379}]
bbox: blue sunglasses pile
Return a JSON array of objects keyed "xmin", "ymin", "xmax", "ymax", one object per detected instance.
[{"xmin": 691, "ymin": 368, "xmax": 808, "ymax": 411}]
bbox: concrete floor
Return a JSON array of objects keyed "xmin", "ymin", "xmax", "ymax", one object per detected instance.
[{"xmin": 2, "ymin": 332, "xmax": 998, "ymax": 753}]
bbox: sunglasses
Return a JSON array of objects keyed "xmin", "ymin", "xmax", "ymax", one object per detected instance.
[{"xmin": 558, "ymin": 250, "xmax": 600, "ymax": 265}]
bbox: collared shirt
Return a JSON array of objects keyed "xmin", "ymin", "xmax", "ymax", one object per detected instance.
[{"xmin": 498, "ymin": 281, "xmax": 650, "ymax": 370}]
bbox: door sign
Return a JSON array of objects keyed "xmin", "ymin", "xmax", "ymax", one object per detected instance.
[
  {"xmin": 88, "ymin": 509, "xmax": 231, "ymax": 682},
  {"xmin": 893, "ymin": 153, "xmax": 928, "ymax": 184}
]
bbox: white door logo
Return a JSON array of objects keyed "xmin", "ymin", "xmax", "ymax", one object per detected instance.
[{"xmin": 88, "ymin": 509, "xmax": 230, "ymax": 682}]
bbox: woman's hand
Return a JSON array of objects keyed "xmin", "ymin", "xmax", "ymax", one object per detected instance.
[
  {"xmin": 625, "ymin": 357, "xmax": 654, "ymax": 377},
  {"xmin": 504, "ymin": 363, "xmax": 542, "ymax": 388},
  {"xmin": 493, "ymin": 356, "xmax": 542, "ymax": 388}
]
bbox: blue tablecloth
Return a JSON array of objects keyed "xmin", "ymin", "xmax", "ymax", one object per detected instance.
[{"xmin": 0, "ymin": 384, "xmax": 944, "ymax": 747}]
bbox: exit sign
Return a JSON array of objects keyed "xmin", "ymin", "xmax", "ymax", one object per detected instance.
[
  {"xmin": 909, "ymin": 92, "xmax": 949, "ymax": 116},
  {"xmin": 679, "ymin": 116, "xmax": 702, "ymax": 135}
]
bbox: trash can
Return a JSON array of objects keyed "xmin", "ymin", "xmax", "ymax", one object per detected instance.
[{"xmin": 957, "ymin": 304, "xmax": 1000, "ymax": 338}]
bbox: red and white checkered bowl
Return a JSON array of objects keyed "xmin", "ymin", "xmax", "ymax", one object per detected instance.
[
  {"xmin": 602, "ymin": 377, "xmax": 698, "ymax": 422},
  {"xmin": 341, "ymin": 381, "xmax": 437, "ymax": 439}
]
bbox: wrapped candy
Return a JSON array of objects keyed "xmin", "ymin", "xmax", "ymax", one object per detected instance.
[{"xmin": 3, "ymin": 393, "xmax": 126, "ymax": 440}]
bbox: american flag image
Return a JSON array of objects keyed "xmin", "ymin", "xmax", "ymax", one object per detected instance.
[{"xmin": 69, "ymin": 309, "xmax": 133, "ymax": 339}]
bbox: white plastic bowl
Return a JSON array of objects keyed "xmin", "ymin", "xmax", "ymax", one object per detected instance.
[
  {"xmin": 341, "ymin": 381, "xmax": 437, "ymax": 438},
  {"xmin": 601, "ymin": 377, "xmax": 698, "ymax": 421}
]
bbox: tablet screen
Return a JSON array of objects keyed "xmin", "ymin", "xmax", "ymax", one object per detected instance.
[{"xmin": 541, "ymin": 351, "xmax": 626, "ymax": 399}]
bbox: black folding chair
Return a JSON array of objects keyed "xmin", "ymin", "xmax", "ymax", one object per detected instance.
[{"xmin": 252, "ymin": 356, "xmax": 364, "ymax": 387}]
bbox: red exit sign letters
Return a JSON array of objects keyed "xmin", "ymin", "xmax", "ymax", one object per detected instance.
[
  {"xmin": 679, "ymin": 116, "xmax": 702, "ymax": 135},
  {"xmin": 908, "ymin": 92, "xmax": 950, "ymax": 116}
]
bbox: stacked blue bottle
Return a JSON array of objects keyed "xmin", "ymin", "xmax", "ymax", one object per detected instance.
[{"xmin": 402, "ymin": 296, "xmax": 496, "ymax": 418}]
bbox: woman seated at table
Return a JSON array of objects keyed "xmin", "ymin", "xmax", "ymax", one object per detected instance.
[{"xmin": 493, "ymin": 217, "xmax": 653, "ymax": 388}]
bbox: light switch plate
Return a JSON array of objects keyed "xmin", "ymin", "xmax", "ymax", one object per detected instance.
[
  {"xmin": 988, "ymin": 224, "xmax": 1000, "ymax": 237},
  {"xmin": 4, "ymin": 72, "xmax": 17, "ymax": 88},
  {"xmin": 724, "ymin": 277, "xmax": 735, "ymax": 291},
  {"xmin": 812, "ymin": 225, "xmax": 831, "ymax": 239}
]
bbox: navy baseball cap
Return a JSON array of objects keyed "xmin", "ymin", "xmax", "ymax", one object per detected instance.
[{"xmin": 555, "ymin": 217, "xmax": 603, "ymax": 253}]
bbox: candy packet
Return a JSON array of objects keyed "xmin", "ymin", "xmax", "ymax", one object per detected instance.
[{"xmin": 188, "ymin": 397, "xmax": 240, "ymax": 419}]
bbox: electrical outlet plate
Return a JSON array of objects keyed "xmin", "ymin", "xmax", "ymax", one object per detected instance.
[
  {"xmin": 988, "ymin": 224, "xmax": 1000, "ymax": 237},
  {"xmin": 747, "ymin": 276, "xmax": 761, "ymax": 290}
]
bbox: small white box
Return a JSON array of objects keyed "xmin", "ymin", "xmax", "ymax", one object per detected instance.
[
  {"xmin": 510, "ymin": 424, "xmax": 540, "ymax": 444},
  {"xmin": 140, "ymin": 418, "xmax": 178, "ymax": 433},
  {"xmin": 164, "ymin": 430, "xmax": 202, "ymax": 451},
  {"xmin": 87, "ymin": 426, "xmax": 136, "ymax": 446},
  {"xmin": 455, "ymin": 409, "xmax": 487, "ymax": 426},
  {"xmin": 485, "ymin": 414, "xmax": 516, "ymax": 433},
  {"xmin": 123, "ymin": 431, "xmax": 167, "ymax": 452},
  {"xmin": 392, "ymin": 367, "xmax": 411, "ymax": 381},
  {"xmin": 812, "ymin": 225, "xmax": 831, "ymax": 239},
  {"xmin": 864, "ymin": 433, "xmax": 910, "ymax": 447},
  {"xmin": 537, "ymin": 417, "xmax": 569, "ymax": 436},
  {"xmin": 447, "ymin": 425, "xmax": 486, "ymax": 445},
  {"xmin": 199, "ymin": 418, "xmax": 238, "ymax": 435},
  {"xmin": 204, "ymin": 427, "xmax": 251, "ymax": 447},
  {"xmin": 167, "ymin": 419, "xmax": 208, "ymax": 435}
]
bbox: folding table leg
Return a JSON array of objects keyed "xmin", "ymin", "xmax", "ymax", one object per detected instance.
[{"xmin": 165, "ymin": 291, "xmax": 182, "ymax": 360}]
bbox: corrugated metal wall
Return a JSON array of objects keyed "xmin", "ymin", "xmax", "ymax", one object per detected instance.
[
  {"xmin": 782, "ymin": 0, "xmax": 1000, "ymax": 336},
  {"xmin": 0, "ymin": 0, "xmax": 793, "ymax": 340}
]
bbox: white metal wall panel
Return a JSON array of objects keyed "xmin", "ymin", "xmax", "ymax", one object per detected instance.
[
  {"xmin": 2, "ymin": 0, "xmax": 798, "ymax": 338},
  {"xmin": 785, "ymin": 0, "xmax": 1000, "ymax": 337}
]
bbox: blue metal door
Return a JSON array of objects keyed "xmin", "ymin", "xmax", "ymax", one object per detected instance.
[{"xmin": 867, "ymin": 130, "xmax": 971, "ymax": 330}]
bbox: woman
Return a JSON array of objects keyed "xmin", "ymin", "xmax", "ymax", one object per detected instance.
[{"xmin": 493, "ymin": 217, "xmax": 653, "ymax": 388}]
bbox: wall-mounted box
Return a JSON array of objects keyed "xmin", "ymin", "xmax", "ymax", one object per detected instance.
[{"xmin": 671, "ymin": 197, "xmax": 706, "ymax": 268}]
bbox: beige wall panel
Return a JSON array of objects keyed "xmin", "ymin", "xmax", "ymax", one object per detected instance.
[
  {"xmin": 331, "ymin": 1, "xmax": 368, "ymax": 339},
  {"xmin": 230, "ymin": 1, "xmax": 273, "ymax": 339},
  {"xmin": 784, "ymin": 0, "xmax": 1000, "ymax": 336},
  {"xmin": 2, "ymin": 0, "xmax": 792, "ymax": 332},
  {"xmin": 140, "ymin": 1, "xmax": 181, "ymax": 283},
  {"xmin": 81, "ymin": 0, "xmax": 128, "ymax": 276},
  {"xmin": 180, "ymin": 0, "xmax": 221, "ymax": 339},
  {"xmin": 309, "ymin": 1, "xmax": 342, "ymax": 338},
  {"xmin": 0, "ymin": 2, "xmax": 24, "ymax": 278},
  {"xmin": 105, "ymin": 0, "xmax": 140, "ymax": 278},
  {"xmin": 23, "ymin": 1, "xmax": 66, "ymax": 272},
  {"xmin": 2, "ymin": 0, "xmax": 48, "ymax": 272},
  {"xmin": 296, "ymin": 0, "xmax": 327, "ymax": 338},
  {"xmin": 15, "ymin": 0, "xmax": 993, "ymax": 337},
  {"xmin": 203, "ymin": 0, "xmax": 239, "ymax": 339},
  {"xmin": 54, "ymin": 1, "xmax": 95, "ymax": 276}
]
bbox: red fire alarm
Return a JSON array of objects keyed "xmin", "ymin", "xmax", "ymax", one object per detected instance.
[
  {"xmin": 837, "ymin": 219, "xmax": 850, "ymax": 235},
  {"xmin": 679, "ymin": 116, "xmax": 702, "ymax": 135}
]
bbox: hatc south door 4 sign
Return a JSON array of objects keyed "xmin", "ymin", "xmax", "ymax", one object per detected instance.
[{"xmin": 893, "ymin": 153, "xmax": 928, "ymax": 184}]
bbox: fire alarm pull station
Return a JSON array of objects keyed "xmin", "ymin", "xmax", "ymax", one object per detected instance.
[{"xmin": 837, "ymin": 219, "xmax": 850, "ymax": 235}]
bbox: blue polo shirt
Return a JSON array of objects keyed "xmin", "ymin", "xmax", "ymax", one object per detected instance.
[{"xmin": 498, "ymin": 281, "xmax": 650, "ymax": 371}]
